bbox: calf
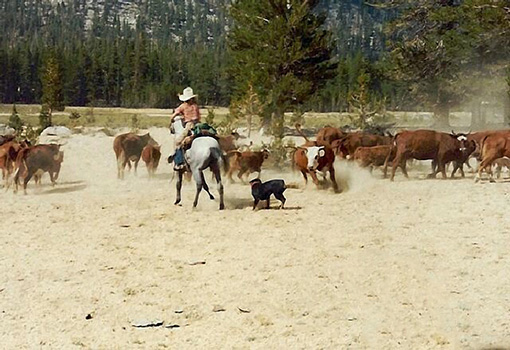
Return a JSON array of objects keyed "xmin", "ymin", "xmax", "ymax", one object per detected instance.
[
  {"xmin": 447, "ymin": 137, "xmax": 477, "ymax": 178},
  {"xmin": 141, "ymin": 144, "xmax": 161, "ymax": 178},
  {"xmin": 14, "ymin": 144, "xmax": 64, "ymax": 194},
  {"xmin": 384, "ymin": 130, "xmax": 472, "ymax": 181},
  {"xmin": 113, "ymin": 132, "xmax": 157, "ymax": 179},
  {"xmin": 249, "ymin": 178, "xmax": 286, "ymax": 210},
  {"xmin": 226, "ymin": 149, "xmax": 269, "ymax": 182},
  {"xmin": 353, "ymin": 145, "xmax": 395, "ymax": 173},
  {"xmin": 293, "ymin": 145, "xmax": 339, "ymax": 192},
  {"xmin": 218, "ymin": 131, "xmax": 242, "ymax": 153},
  {"xmin": 315, "ymin": 126, "xmax": 345, "ymax": 147},
  {"xmin": 332, "ymin": 132, "xmax": 392, "ymax": 159}
]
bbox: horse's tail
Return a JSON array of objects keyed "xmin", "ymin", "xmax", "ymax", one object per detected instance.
[{"xmin": 210, "ymin": 147, "xmax": 225, "ymax": 172}]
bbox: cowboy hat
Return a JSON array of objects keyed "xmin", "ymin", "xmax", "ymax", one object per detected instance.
[{"xmin": 179, "ymin": 87, "xmax": 197, "ymax": 102}]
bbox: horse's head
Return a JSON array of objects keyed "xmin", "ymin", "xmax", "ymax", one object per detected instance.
[{"xmin": 170, "ymin": 116, "xmax": 186, "ymax": 135}]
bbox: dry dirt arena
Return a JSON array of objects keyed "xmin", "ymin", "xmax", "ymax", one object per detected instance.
[{"xmin": 2, "ymin": 128, "xmax": 510, "ymax": 349}]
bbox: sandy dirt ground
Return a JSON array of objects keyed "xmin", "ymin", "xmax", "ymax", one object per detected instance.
[{"xmin": 1, "ymin": 128, "xmax": 510, "ymax": 349}]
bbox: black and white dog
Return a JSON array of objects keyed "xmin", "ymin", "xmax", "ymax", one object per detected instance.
[{"xmin": 249, "ymin": 178, "xmax": 286, "ymax": 210}]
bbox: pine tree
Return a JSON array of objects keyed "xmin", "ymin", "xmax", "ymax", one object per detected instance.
[
  {"xmin": 386, "ymin": 0, "xmax": 468, "ymax": 127},
  {"xmin": 41, "ymin": 53, "xmax": 64, "ymax": 114},
  {"xmin": 387, "ymin": 0, "xmax": 510, "ymax": 127},
  {"xmin": 228, "ymin": 0, "xmax": 337, "ymax": 138},
  {"xmin": 8, "ymin": 104, "xmax": 23, "ymax": 135},
  {"xmin": 39, "ymin": 104, "xmax": 52, "ymax": 132}
]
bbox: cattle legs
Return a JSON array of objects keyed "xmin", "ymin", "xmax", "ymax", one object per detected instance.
[
  {"xmin": 389, "ymin": 154, "xmax": 401, "ymax": 181},
  {"xmin": 329, "ymin": 167, "xmax": 340, "ymax": 193},
  {"xmin": 475, "ymin": 158, "xmax": 496, "ymax": 183},
  {"xmin": 389, "ymin": 153, "xmax": 409, "ymax": 181},
  {"xmin": 300, "ymin": 170, "xmax": 308, "ymax": 185},
  {"xmin": 117, "ymin": 151, "xmax": 126, "ymax": 179},
  {"xmin": 450, "ymin": 161, "xmax": 466, "ymax": 178}
]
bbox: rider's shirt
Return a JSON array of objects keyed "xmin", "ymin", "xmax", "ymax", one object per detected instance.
[{"xmin": 174, "ymin": 102, "xmax": 201, "ymax": 123}]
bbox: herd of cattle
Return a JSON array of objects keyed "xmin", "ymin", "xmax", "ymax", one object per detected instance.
[
  {"xmin": 0, "ymin": 134, "xmax": 63, "ymax": 194},
  {"xmin": 2, "ymin": 125, "xmax": 510, "ymax": 195}
]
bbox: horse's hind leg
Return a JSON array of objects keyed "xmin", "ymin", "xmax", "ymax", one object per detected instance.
[
  {"xmin": 192, "ymin": 170, "xmax": 204, "ymax": 208},
  {"xmin": 200, "ymin": 171, "xmax": 215, "ymax": 200},
  {"xmin": 174, "ymin": 170, "xmax": 183, "ymax": 205},
  {"xmin": 211, "ymin": 162, "xmax": 225, "ymax": 210}
]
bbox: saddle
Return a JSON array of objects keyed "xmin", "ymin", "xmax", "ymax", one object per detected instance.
[{"xmin": 182, "ymin": 123, "xmax": 218, "ymax": 150}]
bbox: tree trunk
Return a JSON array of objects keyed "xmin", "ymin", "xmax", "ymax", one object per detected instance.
[
  {"xmin": 470, "ymin": 99, "xmax": 484, "ymax": 129},
  {"xmin": 259, "ymin": 110, "xmax": 272, "ymax": 136},
  {"xmin": 49, "ymin": 106, "xmax": 53, "ymax": 127},
  {"xmin": 432, "ymin": 104, "xmax": 450, "ymax": 130},
  {"xmin": 247, "ymin": 114, "xmax": 252, "ymax": 138},
  {"xmin": 271, "ymin": 108, "xmax": 285, "ymax": 141}
]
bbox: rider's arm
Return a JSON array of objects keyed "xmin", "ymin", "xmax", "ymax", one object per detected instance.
[{"xmin": 171, "ymin": 105, "xmax": 184, "ymax": 122}]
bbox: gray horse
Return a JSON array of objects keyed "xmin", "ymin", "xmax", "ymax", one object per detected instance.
[{"xmin": 172, "ymin": 119, "xmax": 225, "ymax": 210}]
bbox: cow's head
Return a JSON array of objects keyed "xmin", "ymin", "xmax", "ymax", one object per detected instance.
[
  {"xmin": 451, "ymin": 131, "xmax": 470, "ymax": 152},
  {"xmin": 231, "ymin": 130, "xmax": 242, "ymax": 140},
  {"xmin": 53, "ymin": 151, "xmax": 64, "ymax": 163},
  {"xmin": 305, "ymin": 146, "xmax": 326, "ymax": 171},
  {"xmin": 261, "ymin": 149, "xmax": 270, "ymax": 159}
]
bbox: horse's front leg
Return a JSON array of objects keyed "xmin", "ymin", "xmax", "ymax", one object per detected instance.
[{"xmin": 174, "ymin": 170, "xmax": 183, "ymax": 205}]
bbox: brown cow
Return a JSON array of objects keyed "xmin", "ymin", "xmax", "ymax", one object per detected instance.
[
  {"xmin": 141, "ymin": 144, "xmax": 161, "ymax": 178},
  {"xmin": 14, "ymin": 144, "xmax": 64, "ymax": 194},
  {"xmin": 0, "ymin": 134, "xmax": 15, "ymax": 146},
  {"xmin": 475, "ymin": 131, "xmax": 510, "ymax": 182},
  {"xmin": 226, "ymin": 149, "xmax": 269, "ymax": 182},
  {"xmin": 315, "ymin": 126, "xmax": 345, "ymax": 147},
  {"xmin": 0, "ymin": 140, "xmax": 31, "ymax": 188},
  {"xmin": 385, "ymin": 130, "xmax": 472, "ymax": 181},
  {"xmin": 353, "ymin": 145, "xmax": 395, "ymax": 173},
  {"xmin": 332, "ymin": 132, "xmax": 392, "ymax": 159},
  {"xmin": 293, "ymin": 145, "xmax": 339, "ymax": 192},
  {"xmin": 113, "ymin": 132, "xmax": 157, "ymax": 179},
  {"xmin": 218, "ymin": 131, "xmax": 242, "ymax": 153},
  {"xmin": 446, "ymin": 137, "xmax": 477, "ymax": 178}
]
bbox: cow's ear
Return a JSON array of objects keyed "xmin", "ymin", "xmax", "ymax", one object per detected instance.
[{"xmin": 318, "ymin": 148, "xmax": 326, "ymax": 157}]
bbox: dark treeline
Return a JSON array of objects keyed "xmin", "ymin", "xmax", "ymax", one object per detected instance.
[
  {"xmin": 0, "ymin": 0, "xmax": 409, "ymax": 111},
  {"xmin": 0, "ymin": 0, "xmax": 232, "ymax": 108}
]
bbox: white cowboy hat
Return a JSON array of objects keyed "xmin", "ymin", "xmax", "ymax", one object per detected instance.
[{"xmin": 179, "ymin": 87, "xmax": 197, "ymax": 102}]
